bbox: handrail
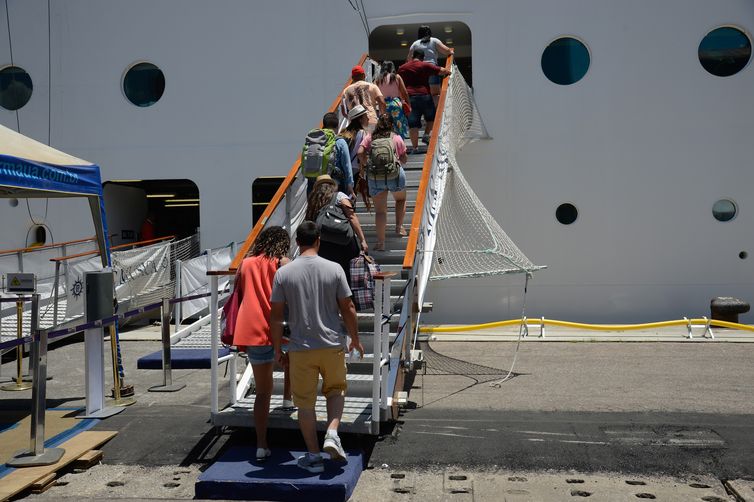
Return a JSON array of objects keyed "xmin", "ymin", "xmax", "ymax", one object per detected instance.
[
  {"xmin": 228, "ymin": 53, "xmax": 370, "ymax": 271},
  {"xmin": 48, "ymin": 235, "xmax": 176, "ymax": 263},
  {"xmin": 402, "ymin": 53, "xmax": 454, "ymax": 269},
  {"xmin": 0, "ymin": 236, "xmax": 98, "ymax": 257}
]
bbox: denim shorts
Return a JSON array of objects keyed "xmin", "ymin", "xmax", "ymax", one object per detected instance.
[
  {"xmin": 246, "ymin": 345, "xmax": 288, "ymax": 366},
  {"xmin": 368, "ymin": 167, "xmax": 406, "ymax": 197},
  {"xmin": 408, "ymin": 94, "xmax": 436, "ymax": 128}
]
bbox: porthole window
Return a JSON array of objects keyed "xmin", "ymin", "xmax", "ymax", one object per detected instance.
[
  {"xmin": 0, "ymin": 65, "xmax": 33, "ymax": 111},
  {"xmin": 541, "ymin": 37, "xmax": 590, "ymax": 85},
  {"xmin": 712, "ymin": 199, "xmax": 737, "ymax": 222},
  {"xmin": 699, "ymin": 27, "xmax": 751, "ymax": 77},
  {"xmin": 556, "ymin": 203, "xmax": 578, "ymax": 225},
  {"xmin": 123, "ymin": 62, "xmax": 165, "ymax": 107}
]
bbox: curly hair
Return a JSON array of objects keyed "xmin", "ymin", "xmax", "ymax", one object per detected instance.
[
  {"xmin": 248, "ymin": 226, "xmax": 290, "ymax": 259},
  {"xmin": 305, "ymin": 181, "xmax": 337, "ymax": 221},
  {"xmin": 372, "ymin": 113, "xmax": 394, "ymax": 138}
]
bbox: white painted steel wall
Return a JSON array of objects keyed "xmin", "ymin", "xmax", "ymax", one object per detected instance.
[{"xmin": 0, "ymin": 0, "xmax": 751, "ymax": 322}]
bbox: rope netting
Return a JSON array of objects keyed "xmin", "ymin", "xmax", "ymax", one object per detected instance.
[{"xmin": 426, "ymin": 66, "xmax": 544, "ymax": 281}]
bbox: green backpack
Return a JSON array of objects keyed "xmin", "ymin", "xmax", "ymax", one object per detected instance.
[
  {"xmin": 367, "ymin": 134, "xmax": 400, "ymax": 181},
  {"xmin": 301, "ymin": 128, "xmax": 338, "ymax": 179}
]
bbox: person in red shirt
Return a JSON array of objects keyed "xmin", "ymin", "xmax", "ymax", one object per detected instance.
[
  {"xmin": 233, "ymin": 226, "xmax": 293, "ymax": 461},
  {"xmin": 397, "ymin": 48, "xmax": 450, "ymax": 151}
]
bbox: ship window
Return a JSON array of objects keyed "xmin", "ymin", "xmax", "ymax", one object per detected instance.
[
  {"xmin": 556, "ymin": 203, "xmax": 578, "ymax": 225},
  {"xmin": 541, "ymin": 37, "xmax": 590, "ymax": 85},
  {"xmin": 123, "ymin": 62, "xmax": 165, "ymax": 107},
  {"xmin": 0, "ymin": 65, "xmax": 33, "ymax": 110},
  {"xmin": 712, "ymin": 199, "xmax": 737, "ymax": 222},
  {"xmin": 698, "ymin": 27, "xmax": 751, "ymax": 77}
]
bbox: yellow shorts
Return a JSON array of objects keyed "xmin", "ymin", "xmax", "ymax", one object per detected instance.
[{"xmin": 288, "ymin": 347, "xmax": 347, "ymax": 409}]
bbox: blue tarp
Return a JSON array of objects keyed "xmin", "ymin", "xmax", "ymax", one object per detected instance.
[{"xmin": 0, "ymin": 125, "xmax": 111, "ymax": 266}]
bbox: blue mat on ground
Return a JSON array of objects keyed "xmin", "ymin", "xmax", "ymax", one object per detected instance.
[
  {"xmin": 137, "ymin": 348, "xmax": 230, "ymax": 370},
  {"xmin": 195, "ymin": 446, "xmax": 363, "ymax": 501}
]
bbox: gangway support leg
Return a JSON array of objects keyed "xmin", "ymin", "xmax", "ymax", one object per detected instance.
[{"xmin": 149, "ymin": 299, "xmax": 186, "ymax": 392}]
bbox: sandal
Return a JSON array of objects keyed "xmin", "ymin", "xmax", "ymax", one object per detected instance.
[
  {"xmin": 395, "ymin": 227, "xmax": 407, "ymax": 237},
  {"xmin": 374, "ymin": 242, "xmax": 385, "ymax": 252}
]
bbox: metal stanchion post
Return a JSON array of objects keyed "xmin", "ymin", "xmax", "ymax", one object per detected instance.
[
  {"xmin": 7, "ymin": 295, "xmax": 65, "ymax": 467},
  {"xmin": 149, "ymin": 298, "xmax": 185, "ymax": 392},
  {"xmin": 1, "ymin": 299, "xmax": 32, "ymax": 391},
  {"xmin": 110, "ymin": 324, "xmax": 135, "ymax": 407}
]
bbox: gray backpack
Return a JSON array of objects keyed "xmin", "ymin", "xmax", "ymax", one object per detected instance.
[
  {"xmin": 316, "ymin": 194, "xmax": 354, "ymax": 245},
  {"xmin": 368, "ymin": 134, "xmax": 400, "ymax": 181}
]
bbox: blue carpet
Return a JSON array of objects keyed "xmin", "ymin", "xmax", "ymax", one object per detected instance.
[
  {"xmin": 137, "ymin": 348, "xmax": 230, "ymax": 370},
  {"xmin": 195, "ymin": 446, "xmax": 363, "ymax": 501}
]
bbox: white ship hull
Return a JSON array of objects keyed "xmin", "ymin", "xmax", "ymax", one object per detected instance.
[{"xmin": 1, "ymin": 0, "xmax": 752, "ymax": 323}]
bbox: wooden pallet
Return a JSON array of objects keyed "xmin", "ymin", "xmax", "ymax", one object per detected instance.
[{"xmin": 0, "ymin": 431, "xmax": 117, "ymax": 502}]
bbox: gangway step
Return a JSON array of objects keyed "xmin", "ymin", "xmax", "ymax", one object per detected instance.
[{"xmin": 213, "ymin": 395, "xmax": 376, "ymax": 434}]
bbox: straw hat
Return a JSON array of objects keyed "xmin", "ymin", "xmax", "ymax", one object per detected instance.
[
  {"xmin": 347, "ymin": 104, "xmax": 368, "ymax": 122},
  {"xmin": 311, "ymin": 174, "xmax": 337, "ymax": 192}
]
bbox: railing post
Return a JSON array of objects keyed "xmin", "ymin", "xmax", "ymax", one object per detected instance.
[
  {"xmin": 380, "ymin": 274, "xmax": 391, "ymax": 416},
  {"xmin": 149, "ymin": 298, "xmax": 186, "ymax": 393},
  {"xmin": 17, "ymin": 250, "xmax": 23, "ymax": 272},
  {"xmin": 210, "ymin": 274, "xmax": 219, "ymax": 416},
  {"xmin": 7, "ymin": 295, "xmax": 66, "ymax": 467},
  {"xmin": 174, "ymin": 259, "xmax": 183, "ymax": 326},
  {"xmin": 52, "ymin": 261, "xmax": 61, "ymax": 326},
  {"xmin": 284, "ymin": 186, "xmax": 292, "ymax": 232},
  {"xmin": 371, "ymin": 277, "xmax": 384, "ymax": 435}
]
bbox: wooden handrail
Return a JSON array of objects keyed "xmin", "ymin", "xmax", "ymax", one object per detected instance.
[
  {"xmin": 49, "ymin": 235, "xmax": 176, "ymax": 262},
  {"xmin": 0, "ymin": 236, "xmax": 98, "ymax": 257},
  {"xmin": 402, "ymin": 54, "xmax": 454, "ymax": 269},
  {"xmin": 229, "ymin": 53, "xmax": 369, "ymax": 271}
]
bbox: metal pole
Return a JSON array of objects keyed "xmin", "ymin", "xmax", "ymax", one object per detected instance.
[
  {"xmin": 174, "ymin": 259, "xmax": 182, "ymax": 326},
  {"xmin": 52, "ymin": 261, "xmax": 61, "ymax": 326},
  {"xmin": 149, "ymin": 298, "xmax": 185, "ymax": 392},
  {"xmin": 108, "ymin": 324, "xmax": 135, "ymax": 407},
  {"xmin": 371, "ymin": 277, "xmax": 383, "ymax": 435},
  {"xmin": 1, "ymin": 300, "xmax": 32, "ymax": 391},
  {"xmin": 210, "ymin": 275, "xmax": 219, "ymax": 415},
  {"xmin": 380, "ymin": 275, "xmax": 391, "ymax": 414},
  {"xmin": 7, "ymin": 294, "xmax": 65, "ymax": 467}
]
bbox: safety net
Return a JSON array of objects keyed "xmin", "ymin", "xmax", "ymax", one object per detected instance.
[{"xmin": 425, "ymin": 67, "xmax": 544, "ymax": 281}]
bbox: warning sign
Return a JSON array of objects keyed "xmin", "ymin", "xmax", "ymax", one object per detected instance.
[{"xmin": 4, "ymin": 273, "xmax": 35, "ymax": 293}]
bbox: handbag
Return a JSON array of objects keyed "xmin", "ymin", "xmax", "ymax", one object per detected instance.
[
  {"xmin": 220, "ymin": 267, "xmax": 243, "ymax": 346},
  {"xmin": 349, "ymin": 252, "xmax": 380, "ymax": 311}
]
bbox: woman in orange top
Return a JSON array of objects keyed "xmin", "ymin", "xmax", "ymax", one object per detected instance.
[{"xmin": 234, "ymin": 226, "xmax": 292, "ymax": 461}]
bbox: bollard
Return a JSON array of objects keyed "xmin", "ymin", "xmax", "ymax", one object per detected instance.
[
  {"xmin": 7, "ymin": 294, "xmax": 65, "ymax": 467},
  {"xmin": 1, "ymin": 300, "xmax": 32, "ymax": 391},
  {"xmin": 149, "ymin": 298, "xmax": 186, "ymax": 392}
]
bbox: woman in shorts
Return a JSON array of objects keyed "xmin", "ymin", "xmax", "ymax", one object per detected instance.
[
  {"xmin": 233, "ymin": 226, "xmax": 293, "ymax": 461},
  {"xmin": 358, "ymin": 114, "xmax": 409, "ymax": 251}
]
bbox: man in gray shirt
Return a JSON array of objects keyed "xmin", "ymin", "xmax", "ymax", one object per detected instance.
[{"xmin": 270, "ymin": 221, "xmax": 364, "ymax": 473}]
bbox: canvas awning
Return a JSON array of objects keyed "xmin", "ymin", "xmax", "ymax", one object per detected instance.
[{"xmin": 0, "ymin": 124, "xmax": 111, "ymax": 266}]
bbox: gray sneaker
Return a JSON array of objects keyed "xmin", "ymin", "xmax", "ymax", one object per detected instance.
[
  {"xmin": 297, "ymin": 454, "xmax": 324, "ymax": 473},
  {"xmin": 323, "ymin": 433, "xmax": 346, "ymax": 462}
]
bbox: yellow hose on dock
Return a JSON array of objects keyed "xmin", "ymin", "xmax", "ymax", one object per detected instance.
[{"xmin": 420, "ymin": 318, "xmax": 754, "ymax": 333}]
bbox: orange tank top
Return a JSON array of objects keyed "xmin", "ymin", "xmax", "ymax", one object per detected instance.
[{"xmin": 233, "ymin": 255, "xmax": 279, "ymax": 347}]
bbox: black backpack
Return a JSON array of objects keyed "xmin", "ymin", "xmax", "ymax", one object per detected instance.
[{"xmin": 316, "ymin": 194, "xmax": 354, "ymax": 245}]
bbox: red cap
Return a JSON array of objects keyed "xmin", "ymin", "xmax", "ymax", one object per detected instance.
[{"xmin": 351, "ymin": 65, "xmax": 366, "ymax": 78}]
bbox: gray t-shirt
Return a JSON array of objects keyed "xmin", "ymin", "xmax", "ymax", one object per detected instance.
[
  {"xmin": 271, "ymin": 254, "xmax": 352, "ymax": 352},
  {"xmin": 410, "ymin": 37, "xmax": 441, "ymax": 65}
]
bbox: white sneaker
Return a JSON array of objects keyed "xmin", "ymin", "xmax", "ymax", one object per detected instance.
[
  {"xmin": 255, "ymin": 447, "xmax": 271, "ymax": 461},
  {"xmin": 297, "ymin": 453, "xmax": 324, "ymax": 473},
  {"xmin": 323, "ymin": 432, "xmax": 346, "ymax": 462}
]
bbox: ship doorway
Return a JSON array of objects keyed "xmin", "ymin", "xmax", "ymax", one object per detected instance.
[
  {"xmin": 368, "ymin": 21, "xmax": 472, "ymax": 86},
  {"xmin": 103, "ymin": 179, "xmax": 200, "ymax": 246}
]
